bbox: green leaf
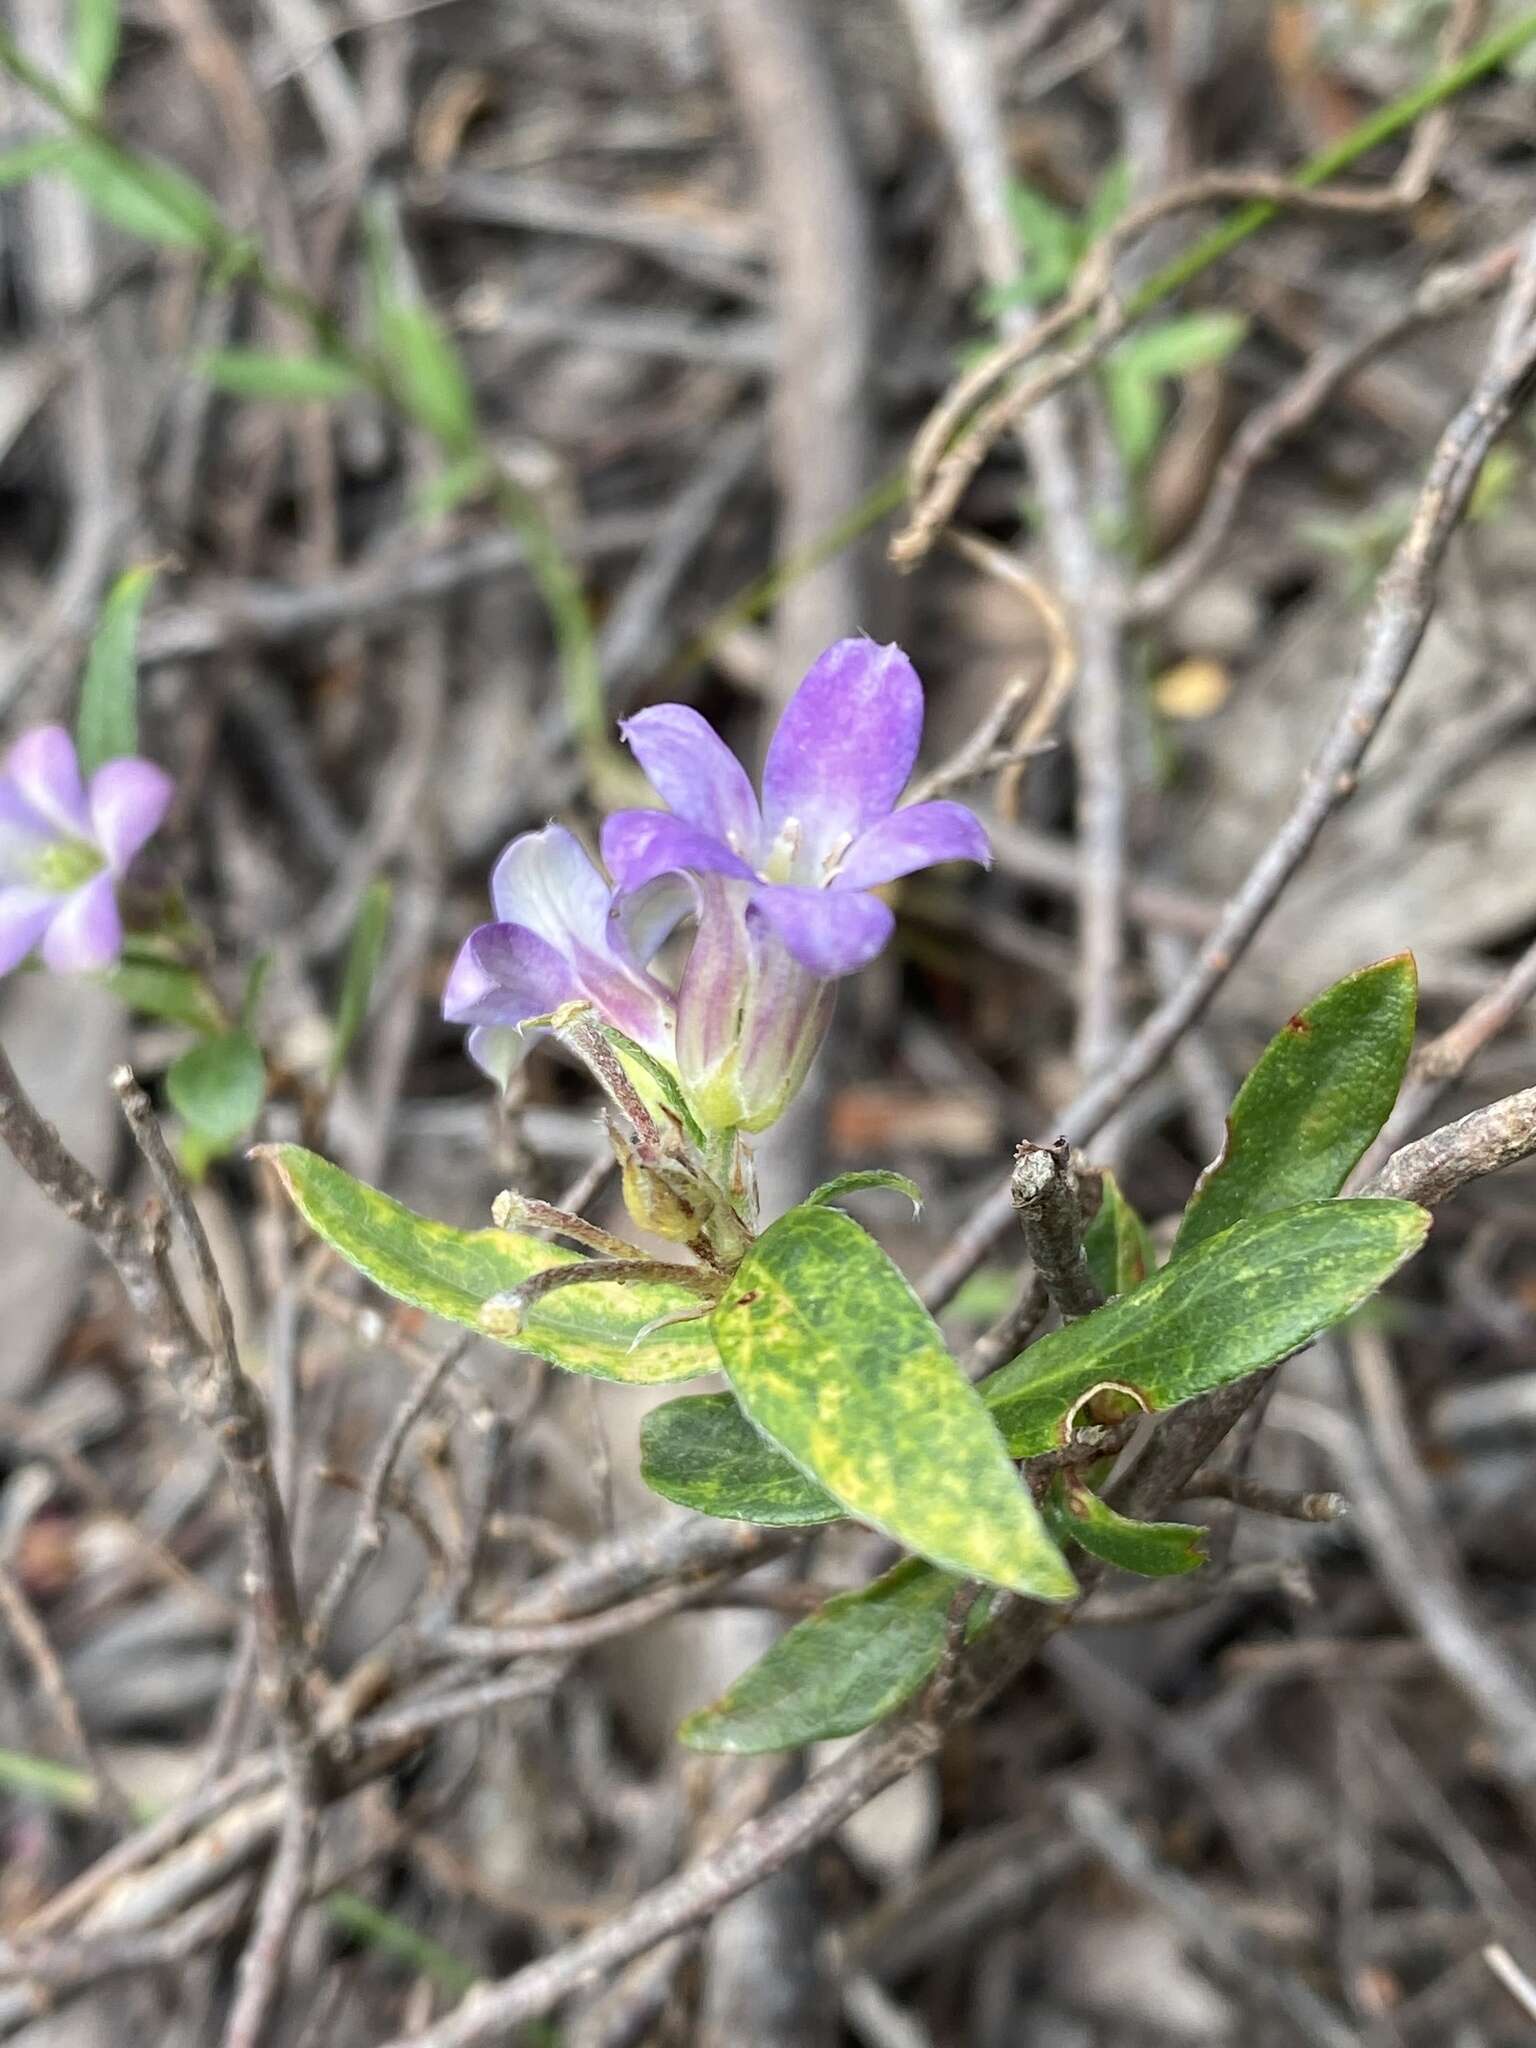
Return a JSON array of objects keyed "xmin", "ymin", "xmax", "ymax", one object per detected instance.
[
  {"xmin": 76, "ymin": 564, "xmax": 154, "ymax": 773},
  {"xmin": 414, "ymin": 452, "xmax": 494, "ymax": 522},
  {"xmin": 1004, "ymin": 176, "xmax": 1082, "ymax": 303},
  {"xmin": 804, "ymin": 1170, "xmax": 923, "ymax": 1216},
  {"xmin": 1113, "ymin": 310, "xmax": 1247, "ymax": 380},
  {"xmin": 1083, "ymin": 1170, "xmax": 1155, "ymax": 1300},
  {"xmin": 1084, "ymin": 157, "xmax": 1132, "ymax": 243},
  {"xmin": 640, "ymin": 1394, "xmax": 841, "ymax": 1525},
  {"xmin": 200, "ymin": 350, "xmax": 362, "ymax": 402},
  {"xmin": 263, "ymin": 1145, "xmax": 720, "ymax": 1385},
  {"xmin": 712, "ymin": 1205, "xmax": 1076, "ymax": 1599},
  {"xmin": 0, "ymin": 138, "xmax": 70, "ymax": 188},
  {"xmin": 241, "ymin": 952, "xmax": 272, "ymax": 1033},
  {"xmin": 1102, "ymin": 361, "xmax": 1165, "ymax": 472},
  {"xmin": 681, "ymin": 1559, "xmax": 974, "ymax": 1753},
  {"xmin": 104, "ymin": 958, "xmax": 224, "ymax": 1033},
  {"xmin": 166, "ymin": 1031, "xmax": 265, "ymax": 1152},
  {"xmin": 1044, "ymin": 1475, "xmax": 1206, "ymax": 1577},
  {"xmin": 985, "ymin": 1199, "xmax": 1430, "ymax": 1456},
  {"xmin": 57, "ymin": 138, "xmax": 220, "ymax": 248},
  {"xmin": 329, "ymin": 881, "xmax": 391, "ymax": 1081},
  {"xmin": 378, "ymin": 302, "xmax": 476, "ymax": 454},
  {"xmin": 1176, "ymin": 955, "xmax": 1418, "ymax": 1254},
  {"xmin": 71, "ymin": 0, "xmax": 118, "ymax": 105}
]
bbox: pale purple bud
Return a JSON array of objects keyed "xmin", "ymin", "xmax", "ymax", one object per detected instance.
[{"xmin": 675, "ymin": 877, "xmax": 835, "ymax": 1134}]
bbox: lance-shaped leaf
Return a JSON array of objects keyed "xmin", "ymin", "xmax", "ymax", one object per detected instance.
[
  {"xmin": 1176, "ymin": 955, "xmax": 1418, "ymax": 1254},
  {"xmin": 986, "ymin": 1199, "xmax": 1429, "ymax": 1457},
  {"xmin": 77, "ymin": 564, "xmax": 155, "ymax": 774},
  {"xmin": 1044, "ymin": 1475, "xmax": 1206, "ymax": 1577},
  {"xmin": 712, "ymin": 1205, "xmax": 1076, "ymax": 1598},
  {"xmin": 329, "ymin": 880, "xmax": 392, "ymax": 1081},
  {"xmin": 201, "ymin": 350, "xmax": 362, "ymax": 403},
  {"xmin": 1083, "ymin": 1170, "xmax": 1155, "ymax": 1300},
  {"xmin": 681, "ymin": 1559, "xmax": 978, "ymax": 1753},
  {"xmin": 263, "ymin": 1145, "xmax": 720, "ymax": 1384},
  {"xmin": 641, "ymin": 1393, "xmax": 841, "ymax": 1525}
]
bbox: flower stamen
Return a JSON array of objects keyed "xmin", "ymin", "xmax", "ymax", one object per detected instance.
[{"xmin": 761, "ymin": 817, "xmax": 802, "ymax": 885}]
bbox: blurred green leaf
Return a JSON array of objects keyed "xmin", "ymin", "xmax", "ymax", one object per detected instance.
[
  {"xmin": 263, "ymin": 1146, "xmax": 720, "ymax": 1384},
  {"xmin": 1044, "ymin": 1474, "xmax": 1206, "ymax": 1576},
  {"xmin": 1112, "ymin": 310, "xmax": 1247, "ymax": 380},
  {"xmin": 240, "ymin": 951, "xmax": 272, "ymax": 1034},
  {"xmin": 945, "ymin": 1266, "xmax": 1016, "ymax": 1323},
  {"xmin": 76, "ymin": 563, "xmax": 154, "ymax": 772},
  {"xmin": 712, "ymin": 1205, "xmax": 1075, "ymax": 1598},
  {"xmin": 804, "ymin": 1169, "xmax": 923, "ymax": 1215},
  {"xmin": 640, "ymin": 1393, "xmax": 841, "ymax": 1525},
  {"xmin": 105, "ymin": 958, "xmax": 224, "ymax": 1034},
  {"xmin": 329, "ymin": 881, "xmax": 391, "ymax": 1082},
  {"xmin": 200, "ymin": 349, "xmax": 362, "ymax": 402},
  {"xmin": 985, "ymin": 1200, "xmax": 1430, "ymax": 1456},
  {"xmin": 378, "ymin": 302, "xmax": 476, "ymax": 454},
  {"xmin": 414, "ymin": 451, "xmax": 494, "ymax": 522},
  {"xmin": 1102, "ymin": 359, "xmax": 1165, "ymax": 472},
  {"xmin": 1083, "ymin": 1170, "xmax": 1155, "ymax": 1300},
  {"xmin": 57, "ymin": 137, "xmax": 220, "ymax": 247},
  {"xmin": 70, "ymin": 0, "xmax": 118, "ymax": 106},
  {"xmin": 1176, "ymin": 955, "xmax": 1418, "ymax": 1254},
  {"xmin": 167, "ymin": 1030, "xmax": 265, "ymax": 1157},
  {"xmin": 1004, "ymin": 176, "xmax": 1082, "ymax": 304},
  {"xmin": 0, "ymin": 138, "xmax": 69, "ymax": 186},
  {"xmin": 1083, "ymin": 157, "xmax": 1132, "ymax": 243}
]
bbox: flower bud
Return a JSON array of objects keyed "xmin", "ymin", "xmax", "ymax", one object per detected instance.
[{"xmin": 676, "ymin": 878, "xmax": 835, "ymax": 1134}]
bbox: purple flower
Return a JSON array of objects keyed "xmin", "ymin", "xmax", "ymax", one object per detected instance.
[
  {"xmin": 0, "ymin": 725, "xmax": 173, "ymax": 977},
  {"xmin": 599, "ymin": 638, "xmax": 991, "ymax": 979},
  {"xmin": 443, "ymin": 823, "xmax": 682, "ymax": 1086}
]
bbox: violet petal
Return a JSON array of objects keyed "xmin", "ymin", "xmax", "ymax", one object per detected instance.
[
  {"xmin": 442, "ymin": 920, "xmax": 575, "ymax": 1027},
  {"xmin": 0, "ymin": 886, "xmax": 58, "ymax": 975},
  {"xmin": 40, "ymin": 874, "xmax": 122, "ymax": 973},
  {"xmin": 611, "ymin": 872, "xmax": 693, "ymax": 967},
  {"xmin": 748, "ymin": 881, "xmax": 895, "ymax": 978},
  {"xmin": 88, "ymin": 758, "xmax": 175, "ymax": 874},
  {"xmin": 600, "ymin": 811, "xmax": 755, "ymax": 892},
  {"xmin": 0, "ymin": 781, "xmax": 49, "ymax": 883},
  {"xmin": 6, "ymin": 726, "xmax": 91, "ymax": 841},
  {"xmin": 466, "ymin": 1025, "xmax": 528, "ymax": 1088},
  {"xmin": 760, "ymin": 639, "xmax": 924, "ymax": 859},
  {"xmin": 619, "ymin": 705, "xmax": 761, "ymax": 855},
  {"xmin": 832, "ymin": 799, "xmax": 991, "ymax": 890},
  {"xmin": 490, "ymin": 824, "xmax": 613, "ymax": 954}
]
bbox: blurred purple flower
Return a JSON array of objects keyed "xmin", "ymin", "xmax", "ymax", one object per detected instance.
[
  {"xmin": 443, "ymin": 823, "xmax": 682, "ymax": 1086},
  {"xmin": 600, "ymin": 638, "xmax": 990, "ymax": 978},
  {"xmin": 0, "ymin": 725, "xmax": 172, "ymax": 976}
]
